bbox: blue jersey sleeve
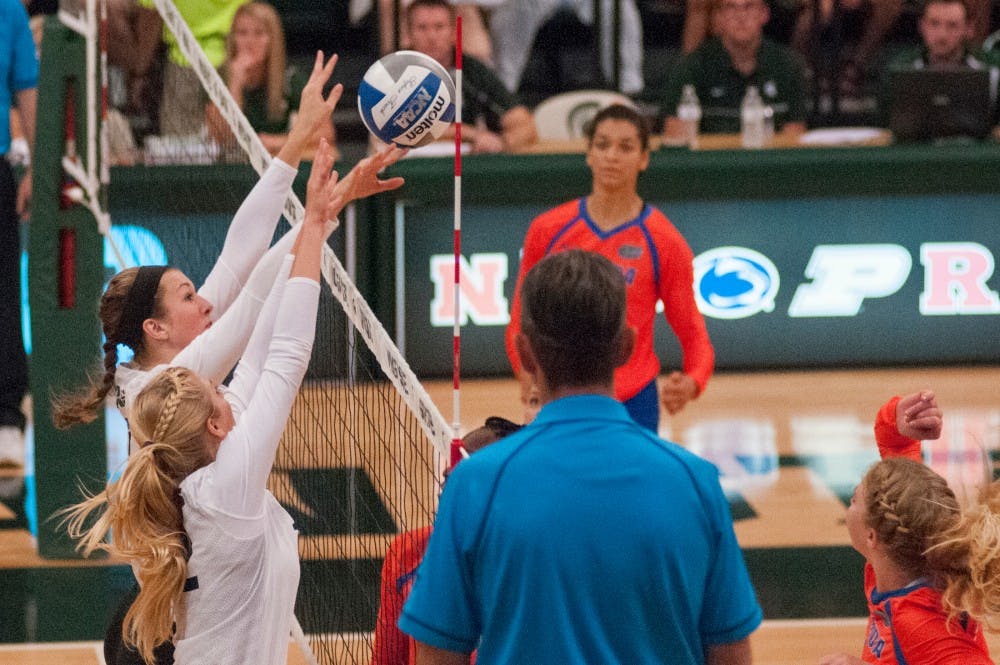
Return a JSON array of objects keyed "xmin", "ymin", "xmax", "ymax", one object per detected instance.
[
  {"xmin": 398, "ymin": 467, "xmax": 482, "ymax": 654},
  {"xmin": 12, "ymin": 15, "xmax": 38, "ymax": 92},
  {"xmin": 699, "ymin": 471, "xmax": 764, "ymax": 644}
]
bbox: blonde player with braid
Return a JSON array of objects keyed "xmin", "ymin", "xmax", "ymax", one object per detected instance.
[
  {"xmin": 821, "ymin": 391, "xmax": 1000, "ymax": 665},
  {"xmin": 62, "ymin": 138, "xmax": 345, "ymax": 665}
]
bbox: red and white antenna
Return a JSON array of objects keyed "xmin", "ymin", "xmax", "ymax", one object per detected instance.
[{"xmin": 450, "ymin": 14, "xmax": 465, "ymax": 468}]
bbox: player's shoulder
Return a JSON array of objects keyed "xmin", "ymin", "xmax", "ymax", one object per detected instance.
[
  {"xmin": 639, "ymin": 206, "xmax": 689, "ymax": 243},
  {"xmin": 886, "ymin": 585, "xmax": 954, "ymax": 635},
  {"xmin": 532, "ymin": 199, "xmax": 581, "ymax": 226},
  {"xmin": 526, "ymin": 199, "xmax": 584, "ymax": 241}
]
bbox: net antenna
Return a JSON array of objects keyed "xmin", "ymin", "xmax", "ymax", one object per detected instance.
[
  {"xmin": 450, "ymin": 15, "xmax": 466, "ymax": 466},
  {"xmin": 147, "ymin": 0, "xmax": 453, "ymax": 660},
  {"xmin": 56, "ymin": 0, "xmax": 127, "ymax": 269}
]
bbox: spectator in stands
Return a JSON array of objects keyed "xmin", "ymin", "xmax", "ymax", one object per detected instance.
[
  {"xmin": 0, "ymin": 0, "xmax": 37, "ymax": 469},
  {"xmin": 137, "ymin": 0, "xmax": 249, "ymax": 137},
  {"xmin": 881, "ymin": 0, "xmax": 999, "ymax": 123},
  {"xmin": 370, "ymin": 416, "xmax": 523, "ymax": 665},
  {"xmin": 206, "ymin": 2, "xmax": 335, "ymax": 156},
  {"xmin": 662, "ymin": 0, "xmax": 807, "ymax": 138},
  {"xmin": 792, "ymin": 0, "xmax": 993, "ymax": 99},
  {"xmin": 406, "ymin": 0, "xmax": 538, "ymax": 153},
  {"xmin": 790, "ymin": 0, "xmax": 903, "ymax": 99},
  {"xmin": 399, "ymin": 249, "xmax": 761, "ymax": 664},
  {"xmin": 373, "ymin": 0, "xmax": 493, "ymax": 65},
  {"xmin": 107, "ymin": 0, "xmax": 164, "ymax": 133},
  {"xmin": 488, "ymin": 0, "xmax": 644, "ymax": 105}
]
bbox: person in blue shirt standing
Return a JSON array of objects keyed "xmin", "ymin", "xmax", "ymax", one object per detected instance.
[
  {"xmin": 0, "ymin": 0, "xmax": 38, "ymax": 468},
  {"xmin": 399, "ymin": 249, "xmax": 762, "ymax": 665}
]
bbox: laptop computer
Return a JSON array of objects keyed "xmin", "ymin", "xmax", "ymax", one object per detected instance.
[{"xmin": 888, "ymin": 68, "xmax": 994, "ymax": 142}]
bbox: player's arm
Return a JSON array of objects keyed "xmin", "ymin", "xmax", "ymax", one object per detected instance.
[
  {"xmin": 657, "ymin": 226, "xmax": 714, "ymax": 414},
  {"xmin": 661, "ymin": 57, "xmax": 694, "ymax": 140},
  {"xmin": 14, "ymin": 87, "xmax": 36, "ymax": 218},
  {"xmin": 705, "ymin": 638, "xmax": 751, "ymax": 665},
  {"xmin": 874, "ymin": 392, "xmax": 938, "ymax": 461},
  {"xmin": 500, "ymin": 105, "xmax": 538, "ymax": 152},
  {"xmin": 414, "ymin": 642, "xmax": 468, "ymax": 665}
]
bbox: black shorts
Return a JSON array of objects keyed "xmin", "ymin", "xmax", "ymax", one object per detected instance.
[{"xmin": 104, "ymin": 583, "xmax": 175, "ymax": 665}]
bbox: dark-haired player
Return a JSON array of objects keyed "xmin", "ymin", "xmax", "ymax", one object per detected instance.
[{"xmin": 505, "ymin": 104, "xmax": 714, "ymax": 432}]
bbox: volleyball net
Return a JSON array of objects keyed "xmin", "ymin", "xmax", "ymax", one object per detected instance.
[{"xmin": 58, "ymin": 0, "xmax": 451, "ymax": 660}]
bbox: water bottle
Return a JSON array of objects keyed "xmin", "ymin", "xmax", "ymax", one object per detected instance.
[
  {"xmin": 762, "ymin": 104, "xmax": 775, "ymax": 146},
  {"xmin": 676, "ymin": 84, "xmax": 702, "ymax": 149},
  {"xmin": 740, "ymin": 85, "xmax": 766, "ymax": 149}
]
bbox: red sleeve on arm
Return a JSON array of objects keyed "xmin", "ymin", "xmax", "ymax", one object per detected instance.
[
  {"xmin": 505, "ymin": 218, "xmax": 548, "ymax": 377},
  {"xmin": 874, "ymin": 396, "xmax": 922, "ymax": 462},
  {"xmin": 657, "ymin": 225, "xmax": 714, "ymax": 394},
  {"xmin": 372, "ymin": 537, "xmax": 408, "ymax": 665}
]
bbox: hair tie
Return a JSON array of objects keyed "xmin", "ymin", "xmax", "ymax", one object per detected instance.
[
  {"xmin": 117, "ymin": 265, "xmax": 169, "ymax": 350},
  {"xmin": 142, "ymin": 440, "xmax": 154, "ymax": 448}
]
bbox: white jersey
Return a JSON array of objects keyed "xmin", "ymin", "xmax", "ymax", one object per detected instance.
[
  {"xmin": 173, "ymin": 274, "xmax": 320, "ymax": 665},
  {"xmin": 113, "ymin": 156, "xmax": 300, "ymax": 436}
]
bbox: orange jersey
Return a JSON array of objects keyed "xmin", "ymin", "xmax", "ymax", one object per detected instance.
[
  {"xmin": 505, "ymin": 199, "xmax": 714, "ymax": 402},
  {"xmin": 372, "ymin": 526, "xmax": 432, "ymax": 665},
  {"xmin": 867, "ymin": 398, "xmax": 993, "ymax": 665},
  {"xmin": 372, "ymin": 526, "xmax": 475, "ymax": 665},
  {"xmin": 861, "ymin": 564, "xmax": 991, "ymax": 665}
]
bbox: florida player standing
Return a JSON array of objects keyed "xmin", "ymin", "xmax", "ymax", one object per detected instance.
[{"xmin": 505, "ymin": 104, "xmax": 713, "ymax": 431}]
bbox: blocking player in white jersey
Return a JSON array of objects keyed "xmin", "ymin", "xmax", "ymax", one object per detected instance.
[{"xmin": 62, "ymin": 138, "xmax": 343, "ymax": 664}]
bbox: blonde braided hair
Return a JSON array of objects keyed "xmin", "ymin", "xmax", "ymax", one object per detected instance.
[
  {"xmin": 61, "ymin": 366, "xmax": 214, "ymax": 662},
  {"xmin": 863, "ymin": 457, "xmax": 960, "ymax": 581}
]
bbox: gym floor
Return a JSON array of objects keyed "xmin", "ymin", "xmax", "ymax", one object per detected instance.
[{"xmin": 2, "ymin": 366, "xmax": 1000, "ymax": 663}]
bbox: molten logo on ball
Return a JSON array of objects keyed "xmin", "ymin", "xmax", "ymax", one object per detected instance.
[{"xmin": 359, "ymin": 50, "xmax": 457, "ymax": 148}]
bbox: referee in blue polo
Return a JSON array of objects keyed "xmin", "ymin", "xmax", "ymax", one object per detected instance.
[{"xmin": 400, "ymin": 249, "xmax": 762, "ymax": 664}]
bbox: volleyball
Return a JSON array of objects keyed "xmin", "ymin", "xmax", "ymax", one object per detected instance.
[{"xmin": 357, "ymin": 50, "xmax": 457, "ymax": 148}]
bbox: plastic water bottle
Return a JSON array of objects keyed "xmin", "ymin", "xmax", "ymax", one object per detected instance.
[
  {"xmin": 676, "ymin": 84, "xmax": 702, "ymax": 149},
  {"xmin": 762, "ymin": 104, "xmax": 775, "ymax": 146},
  {"xmin": 740, "ymin": 85, "xmax": 766, "ymax": 149}
]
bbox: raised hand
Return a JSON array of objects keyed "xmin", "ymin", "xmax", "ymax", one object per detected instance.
[
  {"xmin": 281, "ymin": 52, "xmax": 343, "ymax": 163},
  {"xmin": 329, "ymin": 144, "xmax": 407, "ymax": 208},
  {"xmin": 303, "ymin": 139, "xmax": 342, "ymax": 232},
  {"xmin": 896, "ymin": 389, "xmax": 943, "ymax": 441},
  {"xmin": 659, "ymin": 371, "xmax": 698, "ymax": 415}
]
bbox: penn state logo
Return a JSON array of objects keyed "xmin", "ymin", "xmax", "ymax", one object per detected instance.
[{"xmin": 693, "ymin": 247, "xmax": 779, "ymax": 319}]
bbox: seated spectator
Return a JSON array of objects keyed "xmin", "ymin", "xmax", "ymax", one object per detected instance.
[
  {"xmin": 375, "ymin": 0, "xmax": 493, "ymax": 65},
  {"xmin": 881, "ymin": 0, "xmax": 1000, "ymax": 123},
  {"xmin": 370, "ymin": 416, "xmax": 523, "ymax": 665},
  {"xmin": 137, "ymin": 0, "xmax": 248, "ymax": 137},
  {"xmin": 205, "ymin": 1, "xmax": 335, "ymax": 156},
  {"xmin": 662, "ymin": 0, "xmax": 807, "ymax": 138},
  {"xmin": 790, "ymin": 0, "xmax": 904, "ymax": 98},
  {"xmin": 406, "ymin": 0, "xmax": 538, "ymax": 153}
]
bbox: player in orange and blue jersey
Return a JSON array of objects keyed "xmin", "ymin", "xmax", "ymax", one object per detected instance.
[
  {"xmin": 820, "ymin": 391, "xmax": 998, "ymax": 665},
  {"xmin": 505, "ymin": 104, "xmax": 713, "ymax": 432},
  {"xmin": 370, "ymin": 418, "xmax": 521, "ymax": 665}
]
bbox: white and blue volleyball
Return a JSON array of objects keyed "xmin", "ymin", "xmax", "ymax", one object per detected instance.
[{"xmin": 358, "ymin": 50, "xmax": 457, "ymax": 148}]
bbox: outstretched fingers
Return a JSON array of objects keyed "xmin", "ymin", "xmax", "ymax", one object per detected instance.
[{"xmin": 304, "ymin": 139, "xmax": 336, "ymax": 221}]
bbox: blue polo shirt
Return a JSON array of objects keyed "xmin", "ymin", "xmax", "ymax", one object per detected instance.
[
  {"xmin": 399, "ymin": 394, "xmax": 762, "ymax": 664},
  {"xmin": 1, "ymin": 0, "xmax": 38, "ymax": 156}
]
